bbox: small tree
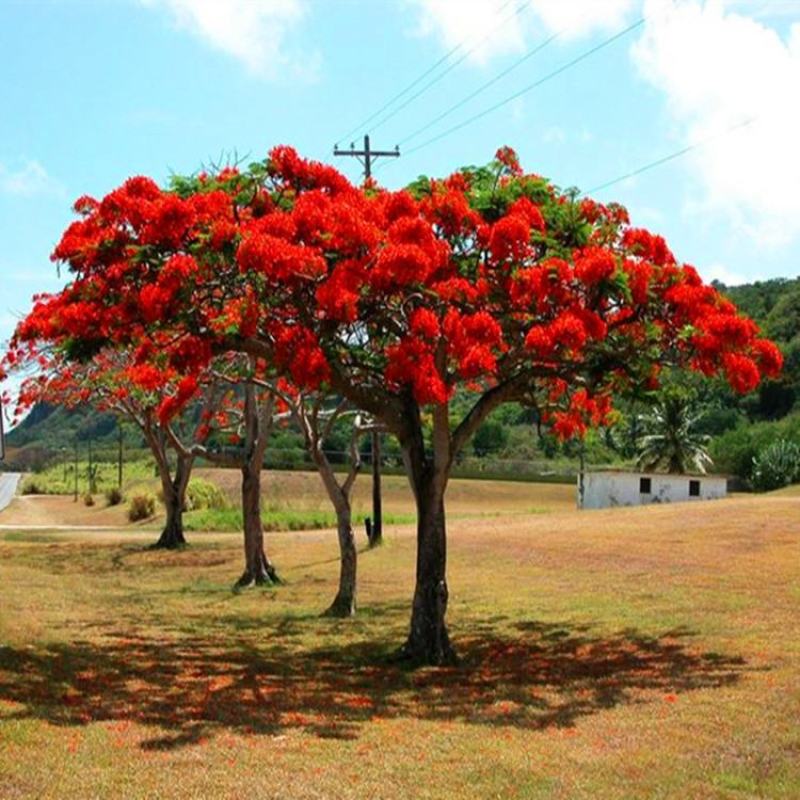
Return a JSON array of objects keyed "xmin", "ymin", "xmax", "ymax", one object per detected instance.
[
  {"xmin": 4, "ymin": 343, "xmax": 223, "ymax": 549},
  {"xmin": 636, "ymin": 391, "xmax": 713, "ymax": 474},
  {"xmin": 173, "ymin": 356, "xmax": 280, "ymax": 586},
  {"xmin": 276, "ymin": 387, "xmax": 373, "ymax": 617}
]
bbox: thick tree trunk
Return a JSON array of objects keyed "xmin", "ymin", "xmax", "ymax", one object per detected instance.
[
  {"xmin": 400, "ymin": 487, "xmax": 455, "ymax": 665},
  {"xmin": 325, "ymin": 507, "xmax": 357, "ymax": 617},
  {"xmin": 235, "ymin": 460, "xmax": 279, "ymax": 588},
  {"xmin": 151, "ymin": 456, "xmax": 191, "ymax": 550}
]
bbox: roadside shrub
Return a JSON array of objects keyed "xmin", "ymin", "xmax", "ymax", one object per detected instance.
[
  {"xmin": 751, "ymin": 439, "xmax": 800, "ymax": 492},
  {"xmin": 185, "ymin": 477, "xmax": 229, "ymax": 511},
  {"xmin": 105, "ymin": 487, "xmax": 124, "ymax": 506},
  {"xmin": 83, "ymin": 493, "xmax": 95, "ymax": 507},
  {"xmin": 20, "ymin": 479, "xmax": 42, "ymax": 495},
  {"xmin": 128, "ymin": 494, "xmax": 156, "ymax": 522}
]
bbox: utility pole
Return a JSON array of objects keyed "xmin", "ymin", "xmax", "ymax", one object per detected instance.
[
  {"xmin": 332, "ymin": 133, "xmax": 396, "ymax": 544},
  {"xmin": 0, "ymin": 397, "xmax": 5, "ymax": 463},
  {"xmin": 87, "ymin": 436, "xmax": 94, "ymax": 495},
  {"xmin": 370, "ymin": 430, "xmax": 383, "ymax": 547},
  {"xmin": 334, "ymin": 135, "xmax": 399, "ymax": 180},
  {"xmin": 117, "ymin": 423, "xmax": 124, "ymax": 489}
]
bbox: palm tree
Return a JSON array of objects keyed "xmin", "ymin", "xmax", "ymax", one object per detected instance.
[{"xmin": 636, "ymin": 394, "xmax": 713, "ymax": 474}]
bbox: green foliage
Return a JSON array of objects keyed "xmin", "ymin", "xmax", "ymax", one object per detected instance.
[
  {"xmin": 128, "ymin": 494, "xmax": 156, "ymax": 522},
  {"xmin": 183, "ymin": 507, "xmax": 415, "ymax": 533},
  {"xmin": 720, "ymin": 277, "xmax": 800, "ymax": 421},
  {"xmin": 636, "ymin": 389, "xmax": 712, "ymax": 474},
  {"xmin": 711, "ymin": 413, "xmax": 800, "ymax": 480},
  {"xmin": 7, "ymin": 404, "xmax": 132, "ymax": 450},
  {"xmin": 20, "ymin": 479, "xmax": 43, "ymax": 495},
  {"xmin": 13, "ymin": 459, "xmax": 155, "ymax": 496},
  {"xmin": 695, "ymin": 406, "xmax": 744, "ymax": 437},
  {"xmin": 472, "ymin": 420, "xmax": 508, "ymax": 457},
  {"xmin": 185, "ymin": 477, "xmax": 229, "ymax": 511},
  {"xmin": 764, "ymin": 285, "xmax": 800, "ymax": 343},
  {"xmin": 719, "ymin": 276, "xmax": 800, "ymax": 322},
  {"xmin": 751, "ymin": 439, "xmax": 800, "ymax": 492}
]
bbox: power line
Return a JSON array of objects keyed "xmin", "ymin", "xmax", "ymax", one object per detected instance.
[
  {"xmin": 336, "ymin": 50, "xmax": 462, "ymax": 148},
  {"xmin": 366, "ymin": 0, "xmax": 532, "ymax": 138},
  {"xmin": 584, "ymin": 117, "xmax": 758, "ymax": 195},
  {"xmin": 391, "ymin": 18, "xmax": 645, "ymax": 162},
  {"xmin": 336, "ymin": 0, "xmax": 521, "ymax": 146},
  {"xmin": 398, "ymin": 30, "xmax": 561, "ymax": 148}
]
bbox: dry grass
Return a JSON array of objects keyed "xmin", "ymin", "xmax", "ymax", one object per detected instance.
[
  {"xmin": 197, "ymin": 467, "xmax": 574, "ymax": 517},
  {"xmin": 0, "ymin": 490, "xmax": 799, "ymax": 798}
]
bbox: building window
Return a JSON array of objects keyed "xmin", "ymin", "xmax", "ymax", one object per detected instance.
[
  {"xmin": 689, "ymin": 479, "xmax": 700, "ymax": 497},
  {"xmin": 639, "ymin": 477, "xmax": 651, "ymax": 494}
]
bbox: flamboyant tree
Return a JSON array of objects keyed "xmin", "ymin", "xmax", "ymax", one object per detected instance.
[
  {"xmin": 2, "ymin": 339, "xmax": 228, "ymax": 548},
  {"xmin": 272, "ymin": 385, "xmax": 372, "ymax": 617},
  {"xmin": 17, "ymin": 146, "xmax": 782, "ymax": 664},
  {"xmin": 174, "ymin": 355, "xmax": 281, "ymax": 587}
]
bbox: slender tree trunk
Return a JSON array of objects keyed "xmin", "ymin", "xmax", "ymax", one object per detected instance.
[
  {"xmin": 369, "ymin": 430, "xmax": 383, "ymax": 548},
  {"xmin": 152, "ymin": 455, "xmax": 191, "ymax": 549},
  {"xmin": 399, "ymin": 477, "xmax": 455, "ymax": 665},
  {"xmin": 325, "ymin": 504, "xmax": 357, "ymax": 617},
  {"xmin": 236, "ymin": 458, "xmax": 279, "ymax": 588}
]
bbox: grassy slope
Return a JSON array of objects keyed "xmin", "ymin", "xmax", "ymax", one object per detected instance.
[{"xmin": 0, "ymin": 491, "xmax": 799, "ymax": 799}]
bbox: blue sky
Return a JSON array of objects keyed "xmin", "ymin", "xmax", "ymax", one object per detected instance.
[{"xmin": 1, "ymin": 0, "xmax": 799, "ymax": 351}]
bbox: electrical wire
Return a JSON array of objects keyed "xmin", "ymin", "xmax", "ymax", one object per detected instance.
[
  {"xmin": 366, "ymin": 0, "xmax": 532, "ymax": 137},
  {"xmin": 398, "ymin": 30, "xmax": 561, "ymax": 147},
  {"xmin": 397, "ymin": 17, "xmax": 645, "ymax": 159},
  {"xmin": 584, "ymin": 117, "xmax": 758, "ymax": 195},
  {"xmin": 337, "ymin": 50, "xmax": 462, "ymax": 147}
]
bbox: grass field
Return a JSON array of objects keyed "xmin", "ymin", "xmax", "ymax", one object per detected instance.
[
  {"xmin": 1, "ymin": 485, "xmax": 799, "ymax": 798},
  {"xmin": 1, "ymin": 468, "xmax": 575, "ymax": 531}
]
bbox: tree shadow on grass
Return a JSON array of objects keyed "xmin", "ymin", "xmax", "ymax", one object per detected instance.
[{"xmin": 0, "ymin": 616, "xmax": 753, "ymax": 751}]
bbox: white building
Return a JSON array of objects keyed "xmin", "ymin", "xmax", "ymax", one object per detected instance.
[{"xmin": 578, "ymin": 470, "xmax": 727, "ymax": 510}]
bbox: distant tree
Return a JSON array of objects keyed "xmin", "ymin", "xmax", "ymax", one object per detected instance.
[{"xmin": 472, "ymin": 419, "xmax": 509, "ymax": 457}]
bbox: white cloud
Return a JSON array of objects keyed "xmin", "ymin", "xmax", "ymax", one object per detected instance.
[
  {"xmin": 542, "ymin": 125, "xmax": 566, "ymax": 144},
  {"xmin": 139, "ymin": 0, "xmax": 317, "ymax": 80},
  {"xmin": 0, "ymin": 160, "xmax": 63, "ymax": 198},
  {"xmin": 406, "ymin": 0, "xmax": 637, "ymax": 64},
  {"xmin": 527, "ymin": 0, "xmax": 638, "ymax": 39},
  {"xmin": 406, "ymin": 0, "xmax": 527, "ymax": 63},
  {"xmin": 631, "ymin": 0, "xmax": 800, "ymax": 247},
  {"xmin": 701, "ymin": 262, "xmax": 747, "ymax": 286}
]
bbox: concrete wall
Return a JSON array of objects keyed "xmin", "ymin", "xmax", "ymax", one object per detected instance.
[{"xmin": 578, "ymin": 471, "xmax": 727, "ymax": 509}]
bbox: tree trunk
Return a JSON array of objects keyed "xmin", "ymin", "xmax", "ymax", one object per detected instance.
[
  {"xmin": 325, "ymin": 506, "xmax": 357, "ymax": 617},
  {"xmin": 235, "ymin": 459, "xmax": 279, "ymax": 588},
  {"xmin": 400, "ymin": 485, "xmax": 455, "ymax": 665},
  {"xmin": 153, "ymin": 493, "xmax": 186, "ymax": 549},
  {"xmin": 151, "ymin": 455, "xmax": 191, "ymax": 550}
]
